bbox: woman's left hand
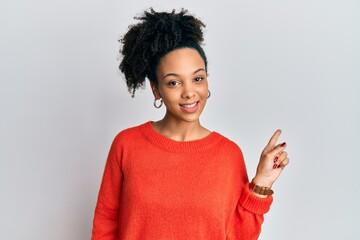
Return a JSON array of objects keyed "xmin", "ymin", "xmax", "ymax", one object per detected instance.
[{"xmin": 252, "ymin": 129, "xmax": 289, "ymax": 189}]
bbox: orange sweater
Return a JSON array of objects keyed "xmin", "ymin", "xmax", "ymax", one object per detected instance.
[{"xmin": 92, "ymin": 121, "xmax": 272, "ymax": 240}]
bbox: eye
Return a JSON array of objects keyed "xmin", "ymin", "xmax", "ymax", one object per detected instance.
[
  {"xmin": 194, "ymin": 76, "xmax": 204, "ymax": 82},
  {"xmin": 167, "ymin": 80, "xmax": 180, "ymax": 86}
]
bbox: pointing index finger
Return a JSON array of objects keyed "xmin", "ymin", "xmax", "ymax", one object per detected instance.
[{"xmin": 264, "ymin": 129, "xmax": 282, "ymax": 152}]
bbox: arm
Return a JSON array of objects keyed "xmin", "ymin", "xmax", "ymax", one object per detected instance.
[
  {"xmin": 228, "ymin": 183, "xmax": 273, "ymax": 240},
  {"xmin": 92, "ymin": 136, "xmax": 123, "ymax": 240},
  {"xmin": 228, "ymin": 130, "xmax": 289, "ymax": 240}
]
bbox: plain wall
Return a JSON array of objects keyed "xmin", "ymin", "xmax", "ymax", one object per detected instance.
[{"xmin": 1, "ymin": 0, "xmax": 359, "ymax": 239}]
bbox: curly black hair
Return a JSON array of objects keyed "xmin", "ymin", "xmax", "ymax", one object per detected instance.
[{"xmin": 119, "ymin": 8, "xmax": 208, "ymax": 97}]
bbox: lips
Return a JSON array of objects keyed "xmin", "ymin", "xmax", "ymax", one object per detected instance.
[
  {"xmin": 179, "ymin": 101, "xmax": 200, "ymax": 113},
  {"xmin": 180, "ymin": 102, "xmax": 198, "ymax": 108}
]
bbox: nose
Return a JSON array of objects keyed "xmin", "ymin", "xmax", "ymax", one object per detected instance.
[{"xmin": 181, "ymin": 82, "xmax": 196, "ymax": 99}]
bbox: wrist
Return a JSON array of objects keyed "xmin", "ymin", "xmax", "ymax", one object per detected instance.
[
  {"xmin": 249, "ymin": 178, "xmax": 274, "ymax": 197},
  {"xmin": 252, "ymin": 176, "xmax": 273, "ymax": 188},
  {"xmin": 249, "ymin": 188, "xmax": 268, "ymax": 198}
]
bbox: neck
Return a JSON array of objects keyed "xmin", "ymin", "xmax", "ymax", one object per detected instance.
[{"xmin": 152, "ymin": 115, "xmax": 208, "ymax": 142}]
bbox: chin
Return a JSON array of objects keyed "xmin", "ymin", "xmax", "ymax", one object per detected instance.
[{"xmin": 179, "ymin": 112, "xmax": 203, "ymax": 123}]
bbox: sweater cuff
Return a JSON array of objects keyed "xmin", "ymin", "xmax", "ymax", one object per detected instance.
[{"xmin": 239, "ymin": 182, "xmax": 273, "ymax": 215}]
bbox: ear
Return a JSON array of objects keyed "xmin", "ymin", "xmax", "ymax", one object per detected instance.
[{"xmin": 150, "ymin": 81, "xmax": 161, "ymax": 99}]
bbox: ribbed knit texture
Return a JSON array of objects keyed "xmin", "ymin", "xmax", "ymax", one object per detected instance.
[{"xmin": 92, "ymin": 121, "xmax": 273, "ymax": 240}]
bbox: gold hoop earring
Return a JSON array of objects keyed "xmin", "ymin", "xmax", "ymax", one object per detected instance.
[
  {"xmin": 207, "ymin": 90, "xmax": 211, "ymax": 99},
  {"xmin": 153, "ymin": 98, "xmax": 163, "ymax": 108}
]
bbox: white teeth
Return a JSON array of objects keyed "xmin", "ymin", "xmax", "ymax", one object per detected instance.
[{"xmin": 182, "ymin": 102, "xmax": 197, "ymax": 108}]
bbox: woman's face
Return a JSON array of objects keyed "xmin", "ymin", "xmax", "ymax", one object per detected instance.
[{"xmin": 151, "ymin": 48, "xmax": 208, "ymax": 124}]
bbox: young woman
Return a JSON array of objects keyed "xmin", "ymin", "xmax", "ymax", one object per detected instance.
[{"xmin": 91, "ymin": 8, "xmax": 289, "ymax": 240}]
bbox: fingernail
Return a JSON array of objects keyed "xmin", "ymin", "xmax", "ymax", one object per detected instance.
[
  {"xmin": 273, "ymin": 164, "xmax": 278, "ymax": 169},
  {"xmin": 281, "ymin": 142, "xmax": 286, "ymax": 147},
  {"xmin": 274, "ymin": 156, "xmax": 278, "ymax": 163}
]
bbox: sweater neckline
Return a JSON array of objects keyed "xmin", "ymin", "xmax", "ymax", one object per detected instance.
[{"xmin": 139, "ymin": 121, "xmax": 223, "ymax": 153}]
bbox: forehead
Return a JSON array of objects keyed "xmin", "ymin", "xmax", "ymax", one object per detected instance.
[{"xmin": 156, "ymin": 48, "xmax": 205, "ymax": 75}]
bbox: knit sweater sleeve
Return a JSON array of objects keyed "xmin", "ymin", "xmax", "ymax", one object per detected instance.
[
  {"xmin": 91, "ymin": 134, "xmax": 123, "ymax": 240},
  {"xmin": 227, "ymin": 143, "xmax": 273, "ymax": 240}
]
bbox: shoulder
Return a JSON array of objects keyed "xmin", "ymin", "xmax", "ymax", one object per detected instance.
[
  {"xmin": 111, "ymin": 121, "xmax": 149, "ymax": 146},
  {"xmin": 215, "ymin": 132, "xmax": 244, "ymax": 157}
]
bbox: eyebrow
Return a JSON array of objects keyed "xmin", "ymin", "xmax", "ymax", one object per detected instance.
[{"xmin": 162, "ymin": 68, "xmax": 206, "ymax": 80}]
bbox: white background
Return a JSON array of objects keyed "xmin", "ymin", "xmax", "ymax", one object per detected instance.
[{"xmin": 1, "ymin": 0, "xmax": 359, "ymax": 239}]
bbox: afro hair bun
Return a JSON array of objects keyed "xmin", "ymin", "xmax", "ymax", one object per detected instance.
[{"xmin": 119, "ymin": 8, "xmax": 207, "ymax": 97}]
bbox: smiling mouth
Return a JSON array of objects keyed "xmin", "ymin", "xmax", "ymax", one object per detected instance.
[{"xmin": 180, "ymin": 101, "xmax": 199, "ymax": 108}]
